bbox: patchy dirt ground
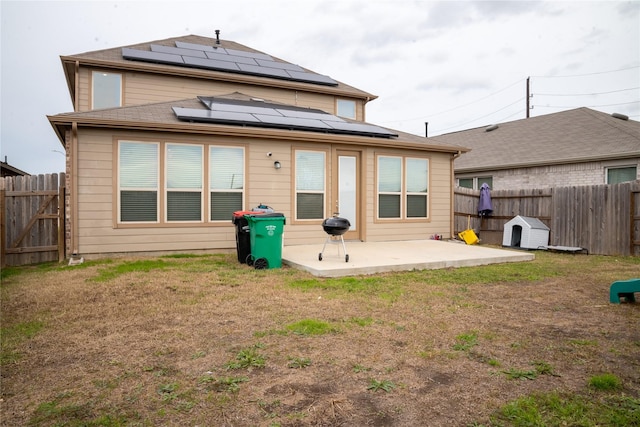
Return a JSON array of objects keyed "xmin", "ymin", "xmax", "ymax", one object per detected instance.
[{"xmin": 1, "ymin": 252, "xmax": 639, "ymax": 426}]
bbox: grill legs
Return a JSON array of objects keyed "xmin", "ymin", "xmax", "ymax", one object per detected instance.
[{"xmin": 319, "ymin": 235, "xmax": 349, "ymax": 262}]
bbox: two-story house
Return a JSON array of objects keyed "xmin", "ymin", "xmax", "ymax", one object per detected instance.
[{"xmin": 48, "ymin": 34, "xmax": 467, "ymax": 258}]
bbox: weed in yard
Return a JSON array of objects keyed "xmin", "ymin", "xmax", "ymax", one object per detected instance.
[
  {"xmin": 200, "ymin": 375, "xmax": 248, "ymax": 393},
  {"xmin": 225, "ymin": 345, "xmax": 266, "ymax": 370},
  {"xmin": 453, "ymin": 331, "xmax": 478, "ymax": 352},
  {"xmin": 353, "ymin": 364, "xmax": 371, "ymax": 373},
  {"xmin": 285, "ymin": 319, "xmax": 338, "ymax": 336},
  {"xmin": 589, "ymin": 373, "xmax": 622, "ymax": 391},
  {"xmin": 367, "ymin": 379, "xmax": 396, "ymax": 392},
  {"xmin": 191, "ymin": 350, "xmax": 206, "ymax": 359},
  {"xmin": 532, "ymin": 360, "xmax": 560, "ymax": 377},
  {"xmin": 502, "ymin": 368, "xmax": 538, "ymax": 380},
  {"xmin": 287, "ymin": 356, "xmax": 311, "ymax": 369},
  {"xmin": 348, "ymin": 316, "xmax": 373, "ymax": 327}
]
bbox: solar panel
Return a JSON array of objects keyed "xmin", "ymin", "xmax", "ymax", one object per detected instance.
[
  {"xmin": 173, "ymin": 100, "xmax": 397, "ymax": 138},
  {"xmin": 173, "ymin": 107, "xmax": 261, "ymax": 123},
  {"xmin": 325, "ymin": 121, "xmax": 398, "ymax": 137},
  {"xmin": 254, "ymin": 114, "xmax": 333, "ymax": 129},
  {"xmin": 277, "ymin": 108, "xmax": 345, "ymax": 122},
  {"xmin": 151, "ymin": 44, "xmax": 207, "ymax": 58},
  {"xmin": 225, "ymin": 48, "xmax": 273, "ymax": 61},
  {"xmin": 182, "ymin": 56, "xmax": 240, "ymax": 72},
  {"xmin": 122, "ymin": 48, "xmax": 184, "ymax": 65},
  {"xmin": 237, "ymin": 63, "xmax": 290, "ymax": 79},
  {"xmin": 175, "ymin": 41, "xmax": 220, "ymax": 53},
  {"xmin": 123, "ymin": 41, "xmax": 339, "ymax": 86},
  {"xmin": 205, "ymin": 51, "xmax": 259, "ymax": 65},
  {"xmin": 256, "ymin": 59, "xmax": 304, "ymax": 72}
]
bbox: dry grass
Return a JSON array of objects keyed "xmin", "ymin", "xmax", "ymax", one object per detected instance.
[{"xmin": 1, "ymin": 251, "xmax": 639, "ymax": 426}]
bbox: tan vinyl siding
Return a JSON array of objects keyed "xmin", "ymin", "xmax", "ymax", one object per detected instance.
[
  {"xmin": 77, "ymin": 68, "xmax": 359, "ymax": 116},
  {"xmin": 74, "ymin": 127, "xmax": 455, "ymax": 256}
]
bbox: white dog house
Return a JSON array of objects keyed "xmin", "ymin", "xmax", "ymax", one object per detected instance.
[{"xmin": 502, "ymin": 215, "xmax": 550, "ymax": 249}]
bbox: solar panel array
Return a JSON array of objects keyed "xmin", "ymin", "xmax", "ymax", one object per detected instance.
[
  {"xmin": 122, "ymin": 42, "xmax": 338, "ymax": 86},
  {"xmin": 172, "ymin": 97, "xmax": 398, "ymax": 138}
]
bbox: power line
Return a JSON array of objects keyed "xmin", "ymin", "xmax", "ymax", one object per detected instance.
[
  {"xmin": 534, "ymin": 87, "xmax": 640, "ymax": 97},
  {"xmin": 530, "ymin": 65, "xmax": 640, "ymax": 79},
  {"xmin": 532, "ymin": 100, "xmax": 640, "ymax": 110},
  {"xmin": 432, "ymin": 97, "xmax": 524, "ymax": 133}
]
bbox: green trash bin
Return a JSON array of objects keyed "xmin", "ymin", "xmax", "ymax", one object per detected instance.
[{"xmin": 244, "ymin": 213, "xmax": 286, "ymax": 269}]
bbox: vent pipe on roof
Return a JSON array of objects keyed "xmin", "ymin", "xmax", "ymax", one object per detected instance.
[
  {"xmin": 215, "ymin": 30, "xmax": 221, "ymax": 45},
  {"xmin": 485, "ymin": 124, "xmax": 499, "ymax": 132},
  {"xmin": 425, "ymin": 122, "xmax": 428, "ymax": 138},
  {"xmin": 611, "ymin": 112, "xmax": 629, "ymax": 121}
]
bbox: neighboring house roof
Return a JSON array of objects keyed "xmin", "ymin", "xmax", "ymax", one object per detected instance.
[
  {"xmin": 47, "ymin": 93, "xmax": 468, "ymax": 154},
  {"xmin": 60, "ymin": 34, "xmax": 376, "ymax": 105},
  {"xmin": 1, "ymin": 159, "xmax": 29, "ymax": 177},
  {"xmin": 429, "ymin": 108, "xmax": 640, "ymax": 173}
]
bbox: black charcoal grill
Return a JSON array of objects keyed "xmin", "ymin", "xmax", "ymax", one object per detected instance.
[{"xmin": 319, "ymin": 215, "xmax": 350, "ymax": 262}]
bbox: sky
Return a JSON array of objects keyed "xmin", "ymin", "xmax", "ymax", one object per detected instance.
[{"xmin": 1, "ymin": 0, "xmax": 639, "ymax": 175}]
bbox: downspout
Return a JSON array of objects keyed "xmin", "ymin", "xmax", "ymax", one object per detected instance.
[
  {"xmin": 450, "ymin": 150, "xmax": 462, "ymax": 238},
  {"xmin": 74, "ymin": 61, "xmax": 79, "ymax": 112},
  {"xmin": 71, "ymin": 121, "xmax": 79, "ymax": 256}
]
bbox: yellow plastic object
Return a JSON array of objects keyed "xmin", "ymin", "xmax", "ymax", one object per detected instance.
[{"xmin": 458, "ymin": 229, "xmax": 479, "ymax": 245}]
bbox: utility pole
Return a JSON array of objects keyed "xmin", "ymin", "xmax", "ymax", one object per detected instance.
[{"xmin": 526, "ymin": 76, "xmax": 530, "ymax": 118}]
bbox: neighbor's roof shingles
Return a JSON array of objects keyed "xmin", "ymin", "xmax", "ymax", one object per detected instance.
[{"xmin": 430, "ymin": 108, "xmax": 640, "ymax": 172}]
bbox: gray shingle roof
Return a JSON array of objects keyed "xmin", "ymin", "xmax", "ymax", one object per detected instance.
[
  {"xmin": 61, "ymin": 34, "xmax": 375, "ymax": 100},
  {"xmin": 47, "ymin": 93, "xmax": 468, "ymax": 153},
  {"xmin": 429, "ymin": 108, "xmax": 640, "ymax": 172}
]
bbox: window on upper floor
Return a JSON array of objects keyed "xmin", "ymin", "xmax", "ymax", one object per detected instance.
[
  {"xmin": 92, "ymin": 71, "xmax": 122, "ymax": 109},
  {"xmin": 337, "ymin": 99, "xmax": 356, "ymax": 119},
  {"xmin": 377, "ymin": 155, "xmax": 429, "ymax": 219},
  {"xmin": 607, "ymin": 166, "xmax": 637, "ymax": 184},
  {"xmin": 295, "ymin": 150, "xmax": 326, "ymax": 220}
]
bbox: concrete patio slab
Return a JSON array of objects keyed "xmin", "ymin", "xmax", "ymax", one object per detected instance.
[{"xmin": 282, "ymin": 239, "xmax": 535, "ymax": 277}]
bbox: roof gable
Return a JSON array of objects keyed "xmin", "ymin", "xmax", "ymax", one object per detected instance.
[
  {"xmin": 432, "ymin": 108, "xmax": 640, "ymax": 172},
  {"xmin": 61, "ymin": 34, "xmax": 375, "ymax": 100}
]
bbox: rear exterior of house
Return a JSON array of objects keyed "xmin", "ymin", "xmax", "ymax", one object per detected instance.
[{"xmin": 49, "ymin": 35, "xmax": 466, "ymax": 258}]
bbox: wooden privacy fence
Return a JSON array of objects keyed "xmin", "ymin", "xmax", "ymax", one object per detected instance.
[
  {"xmin": 454, "ymin": 180, "xmax": 640, "ymax": 256},
  {"xmin": 1, "ymin": 173, "xmax": 66, "ymax": 267}
]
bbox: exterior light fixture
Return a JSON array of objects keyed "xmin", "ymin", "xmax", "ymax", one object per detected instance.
[{"xmin": 274, "ymin": 161, "xmax": 281, "ymax": 170}]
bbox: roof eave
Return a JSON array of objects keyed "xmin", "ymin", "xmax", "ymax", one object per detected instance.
[
  {"xmin": 455, "ymin": 152, "xmax": 640, "ymax": 173},
  {"xmin": 47, "ymin": 116, "xmax": 463, "ymax": 154},
  {"xmin": 59, "ymin": 55, "xmax": 378, "ymax": 101}
]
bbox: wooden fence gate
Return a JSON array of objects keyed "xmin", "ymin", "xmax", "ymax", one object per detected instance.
[{"xmin": 1, "ymin": 173, "xmax": 66, "ymax": 267}]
